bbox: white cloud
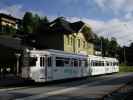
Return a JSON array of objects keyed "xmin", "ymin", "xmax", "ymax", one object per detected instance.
[
  {"xmin": 67, "ymin": 17, "xmax": 133, "ymax": 46},
  {"xmin": 0, "ymin": 4, "xmax": 45, "ymax": 18},
  {"xmin": 1, "ymin": 3, "xmax": 133, "ymax": 46},
  {"xmin": 95, "ymin": 0, "xmax": 106, "ymax": 9},
  {"xmin": 124, "ymin": 12, "xmax": 133, "ymax": 19},
  {"xmin": 0, "ymin": 5, "xmax": 24, "ymax": 18},
  {"xmin": 94, "ymin": 0, "xmax": 133, "ymax": 14}
]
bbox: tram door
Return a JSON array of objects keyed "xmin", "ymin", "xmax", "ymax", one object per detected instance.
[
  {"xmin": 46, "ymin": 56, "xmax": 53, "ymax": 81},
  {"xmin": 40, "ymin": 56, "xmax": 53, "ymax": 81}
]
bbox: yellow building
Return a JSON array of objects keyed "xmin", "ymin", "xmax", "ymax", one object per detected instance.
[
  {"xmin": 0, "ymin": 13, "xmax": 20, "ymax": 34},
  {"xmin": 28, "ymin": 17, "xmax": 95, "ymax": 55},
  {"xmin": 63, "ymin": 21, "xmax": 94, "ymax": 55}
]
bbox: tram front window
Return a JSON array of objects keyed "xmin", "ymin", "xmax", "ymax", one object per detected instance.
[{"xmin": 29, "ymin": 57, "xmax": 37, "ymax": 66}]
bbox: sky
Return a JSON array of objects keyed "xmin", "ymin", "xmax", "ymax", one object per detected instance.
[{"xmin": 0, "ymin": 0, "xmax": 133, "ymax": 46}]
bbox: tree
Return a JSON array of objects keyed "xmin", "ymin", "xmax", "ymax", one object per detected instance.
[
  {"xmin": 100, "ymin": 37, "xmax": 110, "ymax": 56},
  {"xmin": 19, "ymin": 12, "xmax": 50, "ymax": 35},
  {"xmin": 124, "ymin": 42, "xmax": 133, "ymax": 65},
  {"xmin": 22, "ymin": 12, "xmax": 34, "ymax": 34},
  {"xmin": 93, "ymin": 35, "xmax": 120, "ymax": 57},
  {"xmin": 108, "ymin": 37, "xmax": 118, "ymax": 57},
  {"xmin": 32, "ymin": 14, "xmax": 41, "ymax": 33},
  {"xmin": 5, "ymin": 25, "xmax": 16, "ymax": 35},
  {"xmin": 36, "ymin": 16, "xmax": 49, "ymax": 33},
  {"xmin": 82, "ymin": 26, "xmax": 94, "ymax": 42}
]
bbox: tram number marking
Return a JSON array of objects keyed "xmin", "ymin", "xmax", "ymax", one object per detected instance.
[{"xmin": 64, "ymin": 69, "xmax": 78, "ymax": 75}]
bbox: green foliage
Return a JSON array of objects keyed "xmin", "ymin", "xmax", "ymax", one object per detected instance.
[
  {"xmin": 82, "ymin": 26, "xmax": 91, "ymax": 34},
  {"xmin": 108, "ymin": 37, "xmax": 118, "ymax": 57},
  {"xmin": 82, "ymin": 26, "xmax": 93, "ymax": 42},
  {"xmin": 119, "ymin": 64, "xmax": 133, "ymax": 72},
  {"xmin": 94, "ymin": 35, "xmax": 120, "ymax": 57},
  {"xmin": 35, "ymin": 16, "xmax": 49, "ymax": 33},
  {"xmin": 1, "ymin": 25, "xmax": 16, "ymax": 35},
  {"xmin": 19, "ymin": 12, "xmax": 50, "ymax": 35},
  {"xmin": 22, "ymin": 12, "xmax": 34, "ymax": 33}
]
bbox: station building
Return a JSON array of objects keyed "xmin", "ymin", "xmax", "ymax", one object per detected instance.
[
  {"xmin": 0, "ymin": 13, "xmax": 21, "ymax": 34},
  {"xmin": 26, "ymin": 17, "xmax": 95, "ymax": 55}
]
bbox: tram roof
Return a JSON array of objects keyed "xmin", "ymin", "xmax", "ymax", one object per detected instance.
[
  {"xmin": 88, "ymin": 55, "xmax": 118, "ymax": 62},
  {"xmin": 27, "ymin": 49, "xmax": 88, "ymax": 58}
]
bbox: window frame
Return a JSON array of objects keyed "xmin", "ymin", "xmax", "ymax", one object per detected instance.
[{"xmin": 56, "ymin": 57, "xmax": 64, "ymax": 67}]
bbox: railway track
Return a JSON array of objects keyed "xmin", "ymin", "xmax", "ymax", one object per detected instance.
[
  {"xmin": 1, "ymin": 73, "xmax": 133, "ymax": 100},
  {"xmin": 103, "ymin": 80, "xmax": 133, "ymax": 100}
]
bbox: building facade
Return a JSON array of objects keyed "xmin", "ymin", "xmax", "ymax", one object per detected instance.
[
  {"xmin": 27, "ymin": 17, "xmax": 95, "ymax": 55},
  {"xmin": 0, "ymin": 13, "xmax": 21, "ymax": 34},
  {"xmin": 64, "ymin": 32, "xmax": 94, "ymax": 55}
]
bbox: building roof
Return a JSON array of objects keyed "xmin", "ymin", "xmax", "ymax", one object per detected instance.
[
  {"xmin": 50, "ymin": 17, "xmax": 75, "ymax": 34},
  {"xmin": 71, "ymin": 21, "xmax": 85, "ymax": 33},
  {"xmin": 49, "ymin": 17, "xmax": 96, "ymax": 42},
  {"xmin": 0, "ymin": 13, "xmax": 21, "ymax": 22}
]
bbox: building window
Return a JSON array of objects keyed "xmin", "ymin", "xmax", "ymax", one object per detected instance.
[
  {"xmin": 83, "ymin": 41, "xmax": 86, "ymax": 48},
  {"xmin": 78, "ymin": 39, "xmax": 80, "ymax": 48},
  {"xmin": 70, "ymin": 37, "xmax": 73, "ymax": 45},
  {"xmin": 67, "ymin": 35, "xmax": 70, "ymax": 45}
]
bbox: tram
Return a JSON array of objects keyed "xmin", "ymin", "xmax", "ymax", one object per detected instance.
[{"xmin": 21, "ymin": 49, "xmax": 119, "ymax": 82}]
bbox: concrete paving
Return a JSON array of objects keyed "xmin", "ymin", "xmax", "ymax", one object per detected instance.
[
  {"xmin": 0, "ymin": 73, "xmax": 133, "ymax": 100},
  {"xmin": 0, "ymin": 93, "xmax": 14, "ymax": 100}
]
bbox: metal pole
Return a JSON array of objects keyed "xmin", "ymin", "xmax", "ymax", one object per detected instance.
[
  {"xmin": 101, "ymin": 39, "xmax": 102, "ymax": 56},
  {"xmin": 16, "ymin": 58, "xmax": 19, "ymax": 77},
  {"xmin": 15, "ymin": 53, "xmax": 21, "ymax": 77},
  {"xmin": 124, "ymin": 47, "xmax": 126, "ymax": 64}
]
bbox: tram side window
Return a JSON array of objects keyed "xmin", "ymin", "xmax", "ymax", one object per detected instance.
[
  {"xmin": 93, "ymin": 61, "xmax": 96, "ymax": 66},
  {"xmin": 74, "ymin": 59, "xmax": 78, "ymax": 67},
  {"xmin": 48, "ymin": 57, "xmax": 52, "ymax": 67},
  {"xmin": 110, "ymin": 62, "xmax": 111, "ymax": 66},
  {"xmin": 111, "ymin": 62, "xmax": 113, "ymax": 66},
  {"xmin": 91, "ymin": 60, "xmax": 94, "ymax": 66},
  {"xmin": 71, "ymin": 59, "xmax": 74, "ymax": 67},
  {"xmin": 95, "ymin": 61, "xmax": 98, "ymax": 66},
  {"xmin": 85, "ymin": 60, "xmax": 88, "ymax": 67},
  {"xmin": 98, "ymin": 61, "xmax": 100, "ymax": 66},
  {"xmin": 101, "ymin": 61, "xmax": 104, "ymax": 66},
  {"xmin": 64, "ymin": 58, "xmax": 70, "ymax": 67},
  {"xmin": 40, "ymin": 57, "xmax": 45, "ymax": 67},
  {"xmin": 113, "ymin": 62, "xmax": 115, "ymax": 66},
  {"xmin": 81, "ymin": 60, "xmax": 88, "ymax": 67},
  {"xmin": 107, "ymin": 62, "xmax": 109, "ymax": 66},
  {"xmin": 29, "ymin": 57, "xmax": 37, "ymax": 66},
  {"xmin": 79, "ymin": 60, "xmax": 82, "ymax": 67},
  {"xmin": 116, "ymin": 62, "xmax": 119, "ymax": 66},
  {"xmin": 56, "ymin": 57, "xmax": 64, "ymax": 67}
]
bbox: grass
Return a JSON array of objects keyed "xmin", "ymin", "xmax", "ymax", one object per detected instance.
[{"xmin": 119, "ymin": 64, "xmax": 133, "ymax": 72}]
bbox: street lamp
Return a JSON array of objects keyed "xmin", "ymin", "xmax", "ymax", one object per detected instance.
[
  {"xmin": 15, "ymin": 53, "xmax": 21, "ymax": 77},
  {"xmin": 123, "ymin": 40, "xmax": 132, "ymax": 65},
  {"xmin": 100, "ymin": 39, "xmax": 103, "ymax": 56},
  {"xmin": 123, "ymin": 46, "xmax": 126, "ymax": 64}
]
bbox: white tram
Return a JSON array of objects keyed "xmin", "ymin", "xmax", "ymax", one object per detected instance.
[
  {"xmin": 21, "ymin": 49, "xmax": 119, "ymax": 82},
  {"xmin": 88, "ymin": 55, "xmax": 119, "ymax": 75}
]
